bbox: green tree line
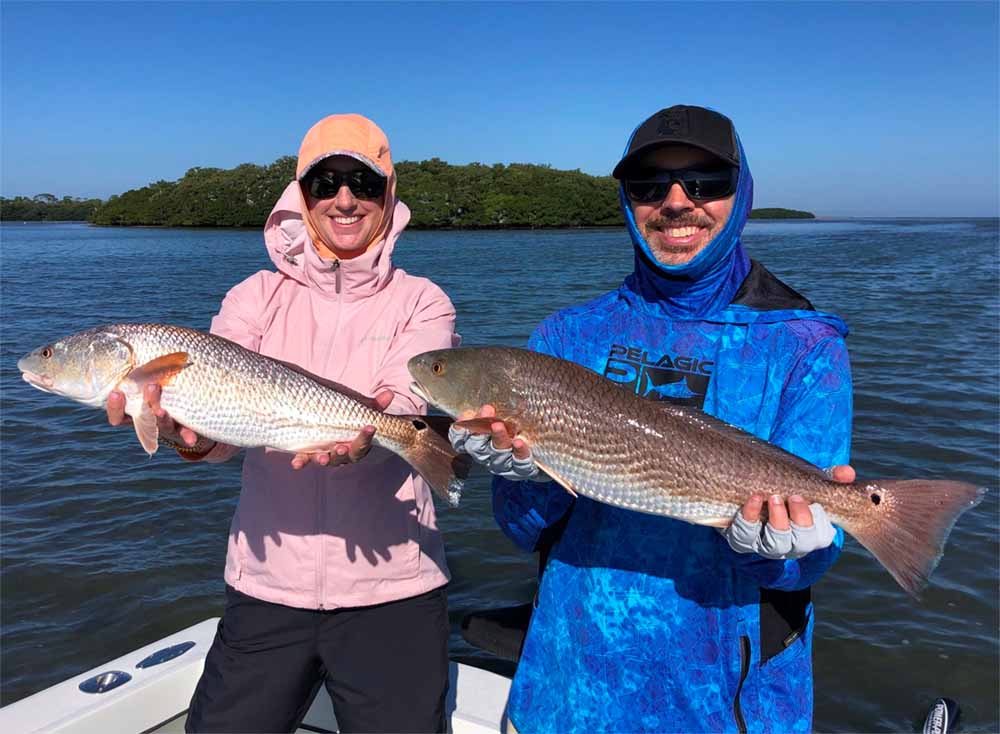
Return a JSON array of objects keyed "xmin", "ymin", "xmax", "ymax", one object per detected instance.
[
  {"xmin": 85, "ymin": 157, "xmax": 626, "ymax": 228},
  {"xmin": 750, "ymin": 208, "xmax": 815, "ymax": 219},
  {"xmin": 3, "ymin": 159, "xmax": 813, "ymax": 226},
  {"xmin": 0, "ymin": 194, "xmax": 104, "ymax": 221}
]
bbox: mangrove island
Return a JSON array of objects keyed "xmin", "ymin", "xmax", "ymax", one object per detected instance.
[{"xmin": 1, "ymin": 158, "xmax": 815, "ymax": 227}]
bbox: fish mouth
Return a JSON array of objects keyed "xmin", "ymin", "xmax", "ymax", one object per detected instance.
[
  {"xmin": 409, "ymin": 380, "xmax": 431, "ymax": 403},
  {"xmin": 20, "ymin": 370, "xmax": 54, "ymax": 392}
]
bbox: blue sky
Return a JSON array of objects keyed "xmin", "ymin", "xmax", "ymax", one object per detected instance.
[{"xmin": 2, "ymin": 1, "xmax": 997, "ymax": 217}]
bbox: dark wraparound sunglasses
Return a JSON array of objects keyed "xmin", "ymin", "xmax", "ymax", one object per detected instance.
[
  {"xmin": 624, "ymin": 167, "xmax": 738, "ymax": 203},
  {"xmin": 305, "ymin": 169, "xmax": 387, "ymax": 200}
]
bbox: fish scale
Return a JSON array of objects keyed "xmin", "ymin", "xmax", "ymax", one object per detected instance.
[
  {"xmin": 407, "ymin": 346, "xmax": 986, "ymax": 597},
  {"xmin": 113, "ymin": 323, "xmax": 404, "ymax": 452},
  {"xmin": 491, "ymin": 350, "xmax": 837, "ymax": 523}
]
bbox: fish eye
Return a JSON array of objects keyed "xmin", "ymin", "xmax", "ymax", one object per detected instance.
[
  {"xmin": 41, "ymin": 347, "xmax": 53, "ymax": 359},
  {"xmin": 431, "ymin": 361, "xmax": 445, "ymax": 375}
]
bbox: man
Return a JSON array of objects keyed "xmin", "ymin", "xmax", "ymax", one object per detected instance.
[{"xmin": 451, "ymin": 105, "xmax": 854, "ymax": 733}]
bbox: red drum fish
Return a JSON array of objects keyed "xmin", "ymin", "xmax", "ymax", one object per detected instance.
[
  {"xmin": 408, "ymin": 347, "xmax": 985, "ymax": 597},
  {"xmin": 18, "ymin": 324, "xmax": 467, "ymax": 502}
]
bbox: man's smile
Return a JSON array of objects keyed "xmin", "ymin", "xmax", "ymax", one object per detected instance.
[{"xmin": 654, "ymin": 226, "xmax": 705, "ymax": 246}]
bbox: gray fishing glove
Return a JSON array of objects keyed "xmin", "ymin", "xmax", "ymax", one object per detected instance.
[
  {"xmin": 723, "ymin": 503, "xmax": 836, "ymax": 560},
  {"xmin": 448, "ymin": 425, "xmax": 541, "ymax": 481}
]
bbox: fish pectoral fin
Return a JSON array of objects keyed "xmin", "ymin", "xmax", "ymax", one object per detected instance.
[
  {"xmin": 453, "ymin": 417, "xmax": 520, "ymax": 436},
  {"xmin": 290, "ymin": 442, "xmax": 341, "ymax": 454},
  {"xmin": 696, "ymin": 516, "xmax": 733, "ymax": 529},
  {"xmin": 125, "ymin": 352, "xmax": 191, "ymax": 389},
  {"xmin": 533, "ymin": 460, "xmax": 578, "ymax": 498},
  {"xmin": 119, "ymin": 352, "xmax": 190, "ymax": 457},
  {"xmin": 126, "ymin": 398, "xmax": 160, "ymax": 456}
]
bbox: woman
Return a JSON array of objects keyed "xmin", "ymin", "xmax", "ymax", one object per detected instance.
[{"xmin": 108, "ymin": 114, "xmax": 457, "ymax": 733}]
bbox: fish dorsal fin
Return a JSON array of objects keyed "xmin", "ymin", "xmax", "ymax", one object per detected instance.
[
  {"xmin": 648, "ymin": 399, "xmax": 829, "ymax": 479},
  {"xmin": 125, "ymin": 352, "xmax": 191, "ymax": 389}
]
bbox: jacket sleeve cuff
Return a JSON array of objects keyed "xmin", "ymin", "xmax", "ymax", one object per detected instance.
[
  {"xmin": 748, "ymin": 526, "xmax": 845, "ymax": 591},
  {"xmin": 728, "ymin": 549, "xmax": 788, "ymax": 587},
  {"xmin": 492, "ymin": 476, "xmax": 572, "ymax": 553},
  {"xmin": 774, "ymin": 527, "xmax": 844, "ymax": 589}
]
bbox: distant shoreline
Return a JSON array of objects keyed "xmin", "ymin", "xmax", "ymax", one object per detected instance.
[
  {"xmin": 1, "ymin": 158, "xmax": 816, "ymax": 227},
  {"xmin": 10, "ymin": 215, "xmax": 999, "ymax": 230},
  {"xmin": 2, "ymin": 215, "xmax": 818, "ymax": 229},
  {"xmin": 2, "ymin": 201, "xmax": 816, "ymax": 226}
]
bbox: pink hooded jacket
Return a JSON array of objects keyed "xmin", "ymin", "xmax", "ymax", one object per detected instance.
[{"xmin": 201, "ymin": 181, "xmax": 458, "ymax": 610}]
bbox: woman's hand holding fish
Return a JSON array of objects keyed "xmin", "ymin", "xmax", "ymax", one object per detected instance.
[
  {"xmin": 290, "ymin": 389, "xmax": 394, "ymax": 470},
  {"xmin": 106, "ymin": 384, "xmax": 220, "ymax": 458},
  {"xmin": 724, "ymin": 465, "xmax": 854, "ymax": 560},
  {"xmin": 448, "ymin": 404, "xmax": 541, "ymax": 481}
]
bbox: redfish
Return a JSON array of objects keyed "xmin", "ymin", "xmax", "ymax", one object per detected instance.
[
  {"xmin": 18, "ymin": 324, "xmax": 467, "ymax": 502},
  {"xmin": 408, "ymin": 347, "xmax": 985, "ymax": 597}
]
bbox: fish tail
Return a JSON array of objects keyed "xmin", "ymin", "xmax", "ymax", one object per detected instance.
[
  {"xmin": 401, "ymin": 415, "xmax": 471, "ymax": 506},
  {"xmin": 848, "ymin": 479, "xmax": 985, "ymax": 598}
]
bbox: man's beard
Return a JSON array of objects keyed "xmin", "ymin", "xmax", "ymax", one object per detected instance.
[
  {"xmin": 640, "ymin": 213, "xmax": 719, "ymax": 263},
  {"xmin": 642, "ymin": 213, "xmax": 715, "ymax": 233}
]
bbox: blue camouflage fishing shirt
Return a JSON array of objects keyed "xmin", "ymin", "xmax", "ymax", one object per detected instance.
[{"xmin": 493, "ymin": 122, "xmax": 852, "ymax": 734}]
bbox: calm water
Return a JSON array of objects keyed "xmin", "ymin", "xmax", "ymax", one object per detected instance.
[{"xmin": 1, "ymin": 220, "xmax": 997, "ymax": 732}]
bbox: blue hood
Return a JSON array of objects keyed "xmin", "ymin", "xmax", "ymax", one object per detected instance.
[{"xmin": 621, "ymin": 127, "xmax": 754, "ymax": 319}]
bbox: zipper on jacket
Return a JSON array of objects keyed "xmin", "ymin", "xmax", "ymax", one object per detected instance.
[
  {"xmin": 733, "ymin": 635, "xmax": 750, "ymax": 734},
  {"xmin": 330, "ymin": 259, "xmax": 341, "ymax": 294},
  {"xmin": 316, "ymin": 257, "xmax": 346, "ymax": 609},
  {"xmin": 783, "ymin": 628, "xmax": 802, "ymax": 648}
]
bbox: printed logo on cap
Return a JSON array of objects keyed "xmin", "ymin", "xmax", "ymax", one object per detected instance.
[{"xmin": 657, "ymin": 109, "xmax": 690, "ymax": 137}]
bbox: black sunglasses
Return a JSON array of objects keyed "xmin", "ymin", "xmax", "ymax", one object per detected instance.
[
  {"xmin": 305, "ymin": 169, "xmax": 387, "ymax": 201},
  {"xmin": 624, "ymin": 167, "xmax": 737, "ymax": 204}
]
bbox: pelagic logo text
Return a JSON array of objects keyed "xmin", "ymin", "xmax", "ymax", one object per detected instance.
[{"xmin": 603, "ymin": 344, "xmax": 713, "ymax": 407}]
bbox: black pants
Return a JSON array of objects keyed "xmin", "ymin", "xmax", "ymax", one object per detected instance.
[{"xmin": 186, "ymin": 585, "xmax": 449, "ymax": 733}]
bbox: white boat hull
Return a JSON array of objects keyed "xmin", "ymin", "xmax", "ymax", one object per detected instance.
[{"xmin": 0, "ymin": 618, "xmax": 512, "ymax": 734}]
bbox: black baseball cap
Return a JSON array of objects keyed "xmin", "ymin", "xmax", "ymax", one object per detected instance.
[{"xmin": 612, "ymin": 105, "xmax": 740, "ymax": 180}]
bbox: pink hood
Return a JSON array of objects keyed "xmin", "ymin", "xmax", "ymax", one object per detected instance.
[
  {"xmin": 204, "ymin": 182, "xmax": 458, "ymax": 610},
  {"xmin": 264, "ymin": 181, "xmax": 407, "ymax": 301}
]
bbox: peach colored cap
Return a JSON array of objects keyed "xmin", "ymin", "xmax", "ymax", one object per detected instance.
[{"xmin": 297, "ymin": 113, "xmax": 394, "ymax": 179}]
